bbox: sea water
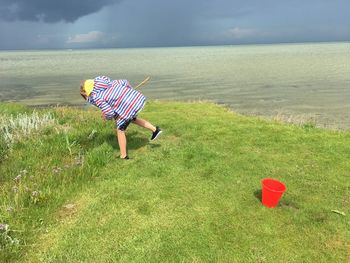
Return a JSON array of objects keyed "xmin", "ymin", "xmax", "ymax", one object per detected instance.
[{"xmin": 1, "ymin": 42, "xmax": 350, "ymax": 129}]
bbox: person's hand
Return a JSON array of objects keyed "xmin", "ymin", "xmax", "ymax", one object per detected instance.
[
  {"xmin": 79, "ymin": 81, "xmax": 88, "ymax": 100},
  {"xmin": 80, "ymin": 92, "xmax": 87, "ymax": 100},
  {"xmin": 101, "ymin": 113, "xmax": 107, "ymax": 121}
]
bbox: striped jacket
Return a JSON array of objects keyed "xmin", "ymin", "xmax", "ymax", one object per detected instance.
[{"xmin": 87, "ymin": 76, "xmax": 146, "ymax": 129}]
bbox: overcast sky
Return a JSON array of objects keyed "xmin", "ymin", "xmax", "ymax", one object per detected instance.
[{"xmin": 0, "ymin": 0, "xmax": 349, "ymax": 49}]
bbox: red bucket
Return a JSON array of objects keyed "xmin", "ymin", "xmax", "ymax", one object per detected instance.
[{"xmin": 261, "ymin": 178, "xmax": 286, "ymax": 208}]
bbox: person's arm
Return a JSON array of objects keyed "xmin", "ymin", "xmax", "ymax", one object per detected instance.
[
  {"xmin": 88, "ymin": 76, "xmax": 116, "ymax": 119},
  {"xmin": 93, "ymin": 94, "xmax": 115, "ymax": 120}
]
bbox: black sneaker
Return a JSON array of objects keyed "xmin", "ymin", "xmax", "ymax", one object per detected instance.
[
  {"xmin": 120, "ymin": 155, "xmax": 129, "ymax": 160},
  {"xmin": 151, "ymin": 126, "xmax": 162, "ymax": 141}
]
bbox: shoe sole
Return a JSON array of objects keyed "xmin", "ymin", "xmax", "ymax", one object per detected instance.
[{"xmin": 151, "ymin": 130, "xmax": 162, "ymax": 141}]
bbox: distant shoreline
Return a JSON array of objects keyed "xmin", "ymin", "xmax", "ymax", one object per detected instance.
[
  {"xmin": 20, "ymin": 100, "xmax": 349, "ymax": 132},
  {"xmin": 0, "ymin": 40, "xmax": 349, "ymax": 52}
]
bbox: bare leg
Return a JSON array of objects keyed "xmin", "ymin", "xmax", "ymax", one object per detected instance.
[
  {"xmin": 116, "ymin": 129, "xmax": 127, "ymax": 158},
  {"xmin": 132, "ymin": 117, "xmax": 156, "ymax": 132}
]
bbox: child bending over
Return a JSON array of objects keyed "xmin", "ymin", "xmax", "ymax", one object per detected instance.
[{"xmin": 80, "ymin": 76, "xmax": 162, "ymax": 159}]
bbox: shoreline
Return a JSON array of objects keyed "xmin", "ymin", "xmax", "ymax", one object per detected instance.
[
  {"xmin": 1, "ymin": 40, "xmax": 349, "ymax": 52},
  {"xmin": 2, "ymin": 100, "xmax": 348, "ymax": 132}
]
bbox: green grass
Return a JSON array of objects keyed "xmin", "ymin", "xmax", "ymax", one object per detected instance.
[{"xmin": 0, "ymin": 101, "xmax": 349, "ymax": 262}]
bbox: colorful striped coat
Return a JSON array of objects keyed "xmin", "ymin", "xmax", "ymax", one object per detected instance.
[{"xmin": 87, "ymin": 76, "xmax": 146, "ymax": 129}]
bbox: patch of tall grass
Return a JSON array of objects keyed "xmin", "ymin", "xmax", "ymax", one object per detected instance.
[{"xmin": 0, "ymin": 111, "xmax": 55, "ymax": 160}]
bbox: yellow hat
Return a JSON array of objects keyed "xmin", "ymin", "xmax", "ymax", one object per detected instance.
[{"xmin": 83, "ymin": 79, "xmax": 94, "ymax": 96}]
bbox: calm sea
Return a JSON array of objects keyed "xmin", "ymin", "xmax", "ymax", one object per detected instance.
[{"xmin": 1, "ymin": 42, "xmax": 350, "ymax": 129}]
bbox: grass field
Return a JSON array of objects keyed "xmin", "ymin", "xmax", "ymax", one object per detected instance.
[{"xmin": 0, "ymin": 101, "xmax": 349, "ymax": 262}]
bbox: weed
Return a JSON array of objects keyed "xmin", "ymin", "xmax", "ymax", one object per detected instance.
[{"xmin": 0, "ymin": 224, "xmax": 19, "ymax": 249}]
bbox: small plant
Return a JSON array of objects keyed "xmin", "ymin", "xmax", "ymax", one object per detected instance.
[
  {"xmin": 65, "ymin": 134, "xmax": 77, "ymax": 156},
  {"xmin": 88, "ymin": 129, "xmax": 97, "ymax": 140},
  {"xmin": 30, "ymin": 191, "xmax": 41, "ymax": 204},
  {"xmin": 0, "ymin": 135, "xmax": 6, "ymax": 160},
  {"xmin": 0, "ymin": 224, "xmax": 19, "ymax": 249},
  {"xmin": 302, "ymin": 121, "xmax": 316, "ymax": 130}
]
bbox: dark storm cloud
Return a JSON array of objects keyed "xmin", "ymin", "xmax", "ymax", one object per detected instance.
[
  {"xmin": 0, "ymin": 0, "xmax": 121, "ymax": 23},
  {"xmin": 0, "ymin": 0, "xmax": 349, "ymax": 49}
]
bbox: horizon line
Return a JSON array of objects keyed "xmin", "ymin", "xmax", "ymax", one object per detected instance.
[{"xmin": 0, "ymin": 40, "xmax": 349, "ymax": 52}]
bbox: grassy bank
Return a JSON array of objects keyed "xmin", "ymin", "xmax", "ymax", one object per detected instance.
[{"xmin": 0, "ymin": 101, "xmax": 349, "ymax": 262}]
